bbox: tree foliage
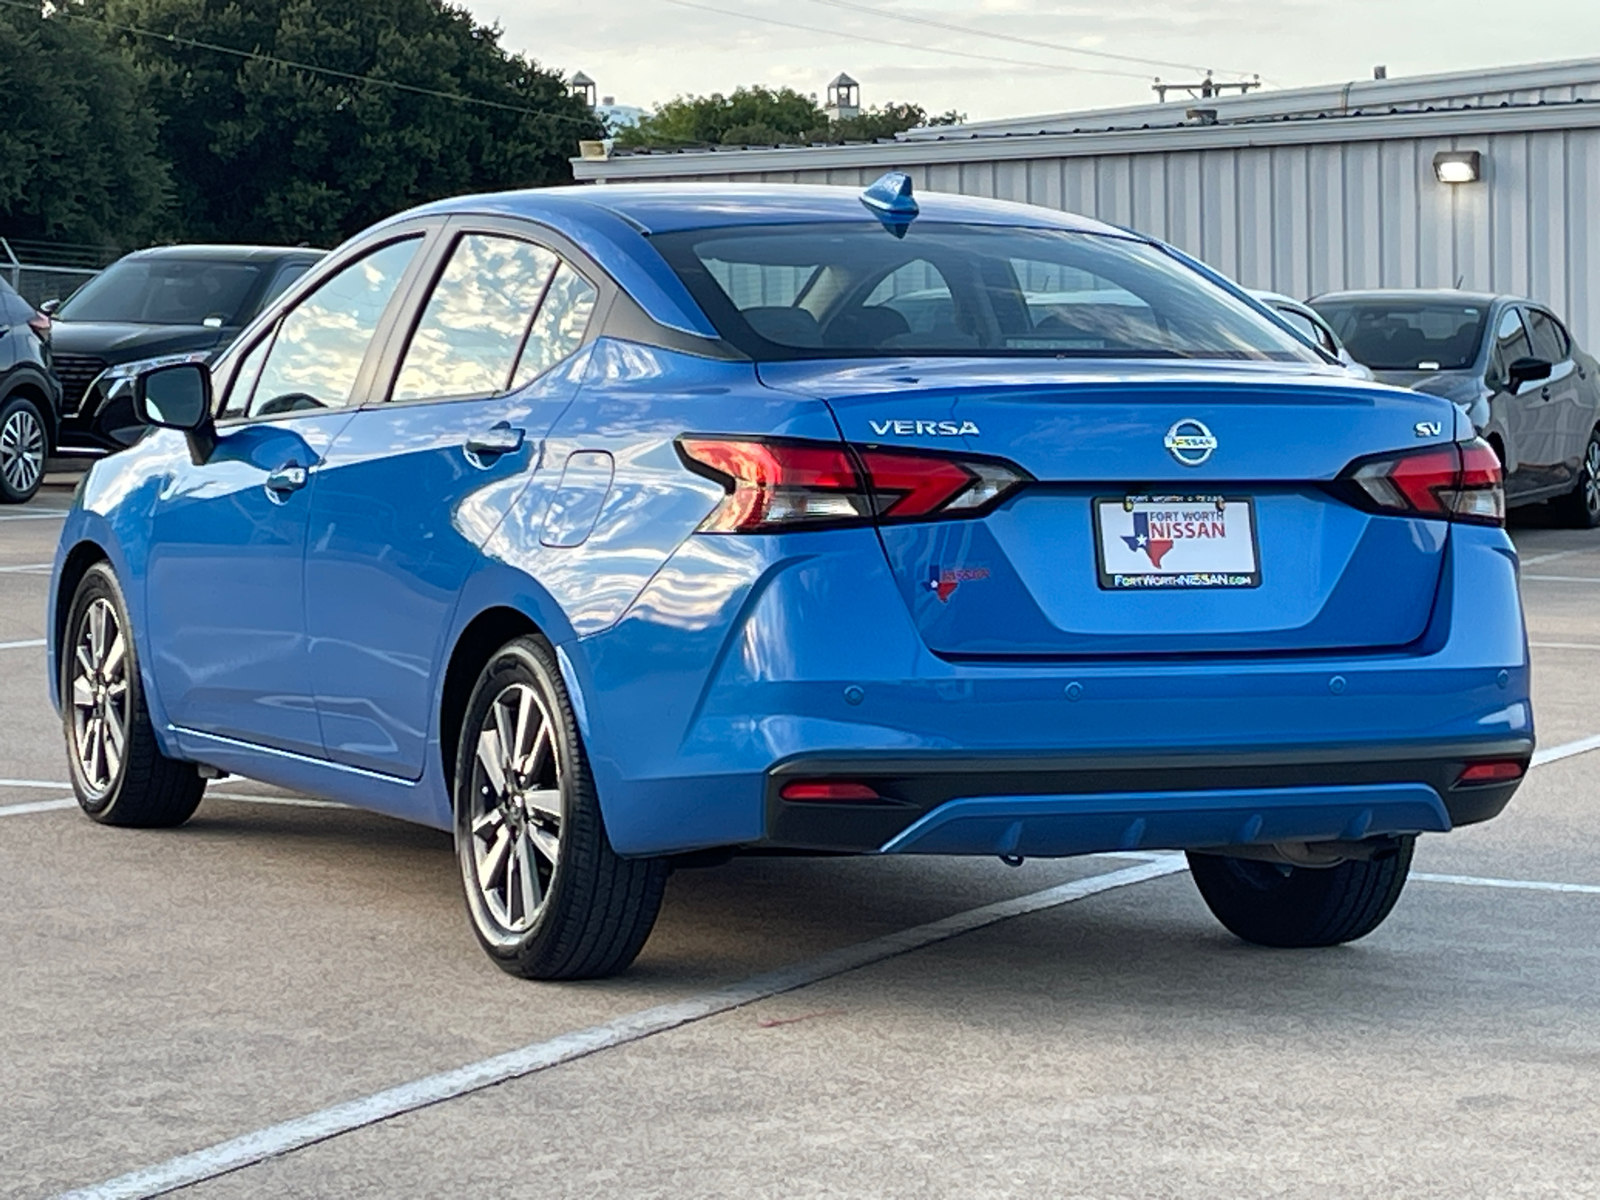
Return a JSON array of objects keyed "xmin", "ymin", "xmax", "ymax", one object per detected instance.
[
  {"xmin": 617, "ymin": 87, "xmax": 963, "ymax": 149},
  {"xmin": 78, "ymin": 0, "xmax": 602, "ymax": 247},
  {"xmin": 0, "ymin": 4, "xmax": 171, "ymax": 248}
]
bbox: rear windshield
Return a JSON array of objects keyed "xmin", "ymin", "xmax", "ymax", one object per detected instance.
[
  {"xmin": 652, "ymin": 223, "xmax": 1324, "ymax": 363},
  {"xmin": 1312, "ymin": 300, "xmax": 1489, "ymax": 371},
  {"xmin": 57, "ymin": 258, "xmax": 264, "ymax": 326}
]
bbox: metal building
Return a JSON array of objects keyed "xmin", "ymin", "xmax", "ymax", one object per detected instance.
[{"xmin": 572, "ymin": 59, "xmax": 1600, "ymax": 351}]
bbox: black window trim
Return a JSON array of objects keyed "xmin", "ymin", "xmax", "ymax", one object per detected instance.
[{"xmin": 1523, "ymin": 306, "xmax": 1572, "ymax": 364}]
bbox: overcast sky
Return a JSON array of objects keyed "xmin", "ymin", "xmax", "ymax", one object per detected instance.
[{"xmin": 472, "ymin": 0, "xmax": 1600, "ymax": 123}]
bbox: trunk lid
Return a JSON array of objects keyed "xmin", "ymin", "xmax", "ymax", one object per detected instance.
[{"xmin": 761, "ymin": 358, "xmax": 1461, "ymax": 658}]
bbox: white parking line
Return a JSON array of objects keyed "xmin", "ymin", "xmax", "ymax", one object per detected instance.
[
  {"xmin": 0, "ymin": 639, "xmax": 45, "ymax": 651},
  {"xmin": 1519, "ymin": 549, "xmax": 1589, "ymax": 567},
  {"xmin": 1530, "ymin": 642, "xmax": 1600, "ymax": 651},
  {"xmin": 0, "ymin": 562, "xmax": 53, "ymax": 573},
  {"xmin": 1413, "ymin": 872, "xmax": 1600, "ymax": 896},
  {"xmin": 56, "ymin": 857, "xmax": 1189, "ymax": 1200},
  {"xmin": 1532, "ymin": 733, "xmax": 1600, "ymax": 767},
  {"xmin": 0, "ymin": 510, "xmax": 68, "ymax": 521},
  {"xmin": 0, "ymin": 798, "xmax": 76, "ymax": 817},
  {"xmin": 0, "ymin": 778, "xmax": 75, "ymax": 789},
  {"xmin": 1522, "ymin": 574, "xmax": 1600, "ymax": 583}
]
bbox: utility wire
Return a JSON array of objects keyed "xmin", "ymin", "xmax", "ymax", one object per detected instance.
[
  {"xmin": 796, "ymin": 0, "xmax": 1257, "ymax": 78},
  {"xmin": 663, "ymin": 0, "xmax": 1152, "ymax": 80},
  {"xmin": 3, "ymin": 0, "xmax": 603, "ymax": 132}
]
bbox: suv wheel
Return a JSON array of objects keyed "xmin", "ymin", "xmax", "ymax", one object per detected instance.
[
  {"xmin": 1187, "ymin": 837, "xmax": 1415, "ymax": 947},
  {"xmin": 1550, "ymin": 428, "xmax": 1600, "ymax": 529},
  {"xmin": 454, "ymin": 635, "xmax": 667, "ymax": 980},
  {"xmin": 63, "ymin": 564, "xmax": 205, "ymax": 826},
  {"xmin": 0, "ymin": 394, "xmax": 47, "ymax": 504}
]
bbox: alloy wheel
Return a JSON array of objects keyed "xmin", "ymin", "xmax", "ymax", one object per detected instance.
[
  {"xmin": 1585, "ymin": 438, "xmax": 1600, "ymax": 520},
  {"xmin": 466, "ymin": 682, "xmax": 564, "ymax": 934},
  {"xmin": 71, "ymin": 598, "xmax": 130, "ymax": 798},
  {"xmin": 0, "ymin": 406, "xmax": 45, "ymax": 495}
]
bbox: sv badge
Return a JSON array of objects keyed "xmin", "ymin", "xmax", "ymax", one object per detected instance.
[{"xmin": 1415, "ymin": 421, "xmax": 1443, "ymax": 438}]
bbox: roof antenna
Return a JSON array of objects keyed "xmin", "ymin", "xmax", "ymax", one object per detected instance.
[{"xmin": 861, "ymin": 172, "xmax": 919, "ymax": 238}]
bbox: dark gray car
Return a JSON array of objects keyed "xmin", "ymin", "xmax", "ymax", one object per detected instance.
[{"xmin": 1312, "ymin": 290, "xmax": 1600, "ymax": 527}]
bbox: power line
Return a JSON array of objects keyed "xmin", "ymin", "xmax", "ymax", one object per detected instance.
[
  {"xmin": 663, "ymin": 0, "xmax": 1153, "ymax": 81},
  {"xmin": 796, "ymin": 0, "xmax": 1256, "ymax": 78},
  {"xmin": 3, "ymin": 0, "xmax": 602, "ymax": 132}
]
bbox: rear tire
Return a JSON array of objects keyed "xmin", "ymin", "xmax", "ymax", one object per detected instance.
[
  {"xmin": 454, "ymin": 635, "xmax": 667, "ymax": 980},
  {"xmin": 0, "ymin": 393, "xmax": 48, "ymax": 504},
  {"xmin": 1549, "ymin": 428, "xmax": 1600, "ymax": 529},
  {"xmin": 62, "ymin": 564, "xmax": 205, "ymax": 827},
  {"xmin": 1187, "ymin": 837, "xmax": 1415, "ymax": 948}
]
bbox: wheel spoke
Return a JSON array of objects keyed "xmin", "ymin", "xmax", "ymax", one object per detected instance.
[
  {"xmin": 511, "ymin": 687, "xmax": 533, "ymax": 774},
  {"xmin": 477, "ymin": 825, "xmax": 512, "ymax": 892},
  {"xmin": 475, "ymin": 729, "xmax": 508, "ymax": 797},
  {"xmin": 492, "ymin": 696, "xmax": 518, "ymax": 781},
  {"xmin": 523, "ymin": 787, "xmax": 561, "ymax": 820},
  {"xmin": 76, "ymin": 644, "xmax": 95, "ymax": 678},
  {"xmin": 72, "ymin": 676, "xmax": 95, "ymax": 708},
  {"xmin": 88, "ymin": 602, "xmax": 106, "ymax": 666},
  {"xmin": 516, "ymin": 829, "xmax": 542, "ymax": 918},
  {"xmin": 523, "ymin": 721, "xmax": 552, "ymax": 781},
  {"xmin": 103, "ymin": 632, "xmax": 126, "ymax": 679},
  {"xmin": 472, "ymin": 807, "xmax": 505, "ymax": 838},
  {"xmin": 528, "ymin": 823, "xmax": 561, "ymax": 867}
]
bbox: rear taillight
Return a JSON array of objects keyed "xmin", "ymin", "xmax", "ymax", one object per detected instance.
[
  {"xmin": 1455, "ymin": 759, "xmax": 1527, "ymax": 786},
  {"xmin": 1341, "ymin": 438, "xmax": 1504, "ymax": 527},
  {"xmin": 27, "ymin": 312, "xmax": 51, "ymax": 345},
  {"xmin": 677, "ymin": 436, "xmax": 1031, "ymax": 533}
]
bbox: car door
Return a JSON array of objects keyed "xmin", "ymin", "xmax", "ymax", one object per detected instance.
[
  {"xmin": 1524, "ymin": 307, "xmax": 1584, "ymax": 490},
  {"xmin": 145, "ymin": 235, "xmax": 427, "ymax": 757},
  {"xmin": 303, "ymin": 222, "xmax": 603, "ymax": 779},
  {"xmin": 1485, "ymin": 306, "xmax": 1542, "ymax": 496}
]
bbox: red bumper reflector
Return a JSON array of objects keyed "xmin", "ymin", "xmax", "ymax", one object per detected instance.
[
  {"xmin": 780, "ymin": 781, "xmax": 882, "ymax": 803},
  {"xmin": 1456, "ymin": 760, "xmax": 1526, "ymax": 785}
]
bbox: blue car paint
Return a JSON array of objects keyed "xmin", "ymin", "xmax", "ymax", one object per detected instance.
[{"xmin": 48, "ymin": 184, "xmax": 1533, "ymax": 862}]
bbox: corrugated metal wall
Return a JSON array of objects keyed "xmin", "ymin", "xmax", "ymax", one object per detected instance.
[{"xmin": 625, "ymin": 129, "xmax": 1600, "ymax": 353}]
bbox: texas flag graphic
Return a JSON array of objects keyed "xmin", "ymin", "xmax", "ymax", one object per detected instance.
[{"xmin": 1121, "ymin": 511, "xmax": 1175, "ymax": 568}]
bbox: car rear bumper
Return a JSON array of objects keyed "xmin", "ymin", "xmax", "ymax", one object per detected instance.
[{"xmin": 760, "ymin": 740, "xmax": 1528, "ymax": 856}]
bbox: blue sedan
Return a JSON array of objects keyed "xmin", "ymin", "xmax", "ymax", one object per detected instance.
[{"xmin": 48, "ymin": 176, "xmax": 1532, "ymax": 978}]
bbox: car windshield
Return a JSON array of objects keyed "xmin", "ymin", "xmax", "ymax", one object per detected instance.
[
  {"xmin": 1311, "ymin": 300, "xmax": 1489, "ymax": 371},
  {"xmin": 56, "ymin": 258, "xmax": 264, "ymax": 326},
  {"xmin": 651, "ymin": 223, "xmax": 1324, "ymax": 363}
]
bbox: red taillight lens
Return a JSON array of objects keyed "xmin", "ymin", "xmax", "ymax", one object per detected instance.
[
  {"xmin": 780, "ymin": 781, "xmax": 882, "ymax": 802},
  {"xmin": 1456, "ymin": 760, "xmax": 1527, "ymax": 786},
  {"xmin": 678, "ymin": 436, "xmax": 1030, "ymax": 533},
  {"xmin": 1344, "ymin": 438, "xmax": 1504, "ymax": 526},
  {"xmin": 27, "ymin": 312, "xmax": 51, "ymax": 345}
]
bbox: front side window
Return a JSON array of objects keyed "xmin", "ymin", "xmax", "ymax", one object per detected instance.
[
  {"xmin": 651, "ymin": 223, "xmax": 1322, "ymax": 363},
  {"xmin": 243, "ymin": 238, "xmax": 420, "ymax": 419},
  {"xmin": 1315, "ymin": 300, "xmax": 1489, "ymax": 371},
  {"xmin": 393, "ymin": 235, "xmax": 559, "ymax": 402},
  {"xmin": 1524, "ymin": 309, "xmax": 1570, "ymax": 364},
  {"xmin": 1488, "ymin": 308, "xmax": 1534, "ymax": 387},
  {"xmin": 56, "ymin": 258, "xmax": 264, "ymax": 327}
]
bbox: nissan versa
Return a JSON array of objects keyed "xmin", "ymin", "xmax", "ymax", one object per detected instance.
[{"xmin": 48, "ymin": 178, "xmax": 1532, "ymax": 979}]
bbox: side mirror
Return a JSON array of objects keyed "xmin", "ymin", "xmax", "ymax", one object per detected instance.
[
  {"xmin": 38, "ymin": 298, "xmax": 60, "ymax": 317},
  {"xmin": 134, "ymin": 362, "xmax": 212, "ymax": 430},
  {"xmin": 1507, "ymin": 356, "xmax": 1553, "ymax": 393}
]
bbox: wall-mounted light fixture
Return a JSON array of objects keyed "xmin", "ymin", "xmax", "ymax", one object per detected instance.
[{"xmin": 1433, "ymin": 150, "xmax": 1482, "ymax": 184}]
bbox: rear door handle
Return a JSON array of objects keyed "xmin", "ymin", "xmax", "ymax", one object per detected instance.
[
  {"xmin": 265, "ymin": 463, "xmax": 308, "ymax": 494},
  {"xmin": 465, "ymin": 423, "xmax": 526, "ymax": 459}
]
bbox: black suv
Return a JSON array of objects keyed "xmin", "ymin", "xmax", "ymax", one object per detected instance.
[
  {"xmin": 48, "ymin": 245, "xmax": 323, "ymax": 455},
  {"xmin": 0, "ymin": 276, "xmax": 61, "ymax": 503}
]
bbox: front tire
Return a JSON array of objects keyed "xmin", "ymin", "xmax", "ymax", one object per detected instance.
[
  {"xmin": 62, "ymin": 564, "xmax": 205, "ymax": 827},
  {"xmin": 0, "ymin": 393, "xmax": 48, "ymax": 504},
  {"xmin": 1550, "ymin": 428, "xmax": 1600, "ymax": 529},
  {"xmin": 453, "ymin": 635, "xmax": 667, "ymax": 980},
  {"xmin": 1187, "ymin": 838, "xmax": 1415, "ymax": 948}
]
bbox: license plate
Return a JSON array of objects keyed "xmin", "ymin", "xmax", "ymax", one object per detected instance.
[{"xmin": 1094, "ymin": 495, "xmax": 1261, "ymax": 590}]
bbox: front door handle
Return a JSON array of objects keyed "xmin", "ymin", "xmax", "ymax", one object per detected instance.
[
  {"xmin": 265, "ymin": 463, "xmax": 308, "ymax": 494},
  {"xmin": 464, "ymin": 423, "xmax": 526, "ymax": 459}
]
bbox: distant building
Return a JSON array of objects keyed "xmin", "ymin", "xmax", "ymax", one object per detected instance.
[
  {"xmin": 598, "ymin": 97, "xmax": 646, "ymax": 131},
  {"xmin": 825, "ymin": 73, "xmax": 861, "ymax": 123}
]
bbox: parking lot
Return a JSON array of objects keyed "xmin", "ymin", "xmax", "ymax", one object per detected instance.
[{"xmin": 1, "ymin": 479, "xmax": 1597, "ymax": 1199}]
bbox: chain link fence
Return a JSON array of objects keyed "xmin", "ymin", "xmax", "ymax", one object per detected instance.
[{"xmin": 0, "ymin": 238, "xmax": 119, "ymax": 307}]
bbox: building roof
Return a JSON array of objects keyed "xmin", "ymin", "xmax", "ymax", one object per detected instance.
[{"xmin": 829, "ymin": 73, "xmax": 859, "ymax": 89}]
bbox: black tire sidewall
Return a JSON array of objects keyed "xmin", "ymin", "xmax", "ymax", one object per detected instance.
[
  {"xmin": 0, "ymin": 393, "xmax": 47, "ymax": 504},
  {"xmin": 62, "ymin": 564, "xmax": 134, "ymax": 816},
  {"xmin": 453, "ymin": 637, "xmax": 582, "ymax": 964}
]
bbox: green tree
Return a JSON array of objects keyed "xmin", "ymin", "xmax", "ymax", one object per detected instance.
[
  {"xmin": 0, "ymin": 3, "xmax": 171, "ymax": 249},
  {"xmin": 618, "ymin": 88, "xmax": 963, "ymax": 149},
  {"xmin": 80, "ymin": 0, "xmax": 602, "ymax": 247}
]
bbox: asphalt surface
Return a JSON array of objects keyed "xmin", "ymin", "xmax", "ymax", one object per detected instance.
[{"xmin": 1, "ymin": 477, "xmax": 1597, "ymax": 1199}]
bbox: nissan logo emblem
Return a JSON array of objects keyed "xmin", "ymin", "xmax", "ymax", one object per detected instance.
[{"xmin": 1164, "ymin": 419, "xmax": 1218, "ymax": 467}]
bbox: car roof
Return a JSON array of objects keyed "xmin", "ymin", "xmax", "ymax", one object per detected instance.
[
  {"xmin": 405, "ymin": 183, "xmax": 1128, "ymax": 238},
  {"xmin": 119, "ymin": 245, "xmax": 327, "ymax": 264},
  {"xmin": 1310, "ymin": 289, "xmax": 1508, "ymax": 307}
]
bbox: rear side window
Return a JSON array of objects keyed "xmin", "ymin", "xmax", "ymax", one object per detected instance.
[
  {"xmin": 239, "ymin": 238, "xmax": 420, "ymax": 419},
  {"xmin": 393, "ymin": 234, "xmax": 558, "ymax": 402},
  {"xmin": 1488, "ymin": 308, "xmax": 1534, "ymax": 386},
  {"xmin": 652, "ymin": 223, "xmax": 1321, "ymax": 363},
  {"xmin": 1524, "ymin": 309, "xmax": 1570, "ymax": 363},
  {"xmin": 509, "ymin": 264, "xmax": 597, "ymax": 391}
]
